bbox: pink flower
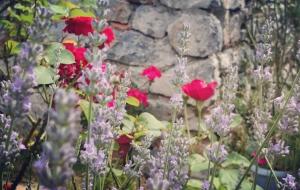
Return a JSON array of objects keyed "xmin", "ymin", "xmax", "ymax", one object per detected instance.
[
  {"xmin": 102, "ymin": 27, "xmax": 115, "ymax": 47},
  {"xmin": 182, "ymin": 79, "xmax": 217, "ymax": 101},
  {"xmin": 141, "ymin": 66, "xmax": 162, "ymax": 81},
  {"xmin": 127, "ymin": 88, "xmax": 149, "ymax": 107},
  {"xmin": 251, "ymin": 152, "xmax": 267, "ymax": 166}
]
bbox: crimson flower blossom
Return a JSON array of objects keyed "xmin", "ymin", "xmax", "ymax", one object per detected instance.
[
  {"xmin": 127, "ymin": 88, "xmax": 149, "ymax": 107},
  {"xmin": 182, "ymin": 79, "xmax": 217, "ymax": 101},
  {"xmin": 116, "ymin": 134, "xmax": 133, "ymax": 159},
  {"xmin": 63, "ymin": 16, "xmax": 94, "ymax": 36},
  {"xmin": 63, "ymin": 17, "xmax": 115, "ymax": 47},
  {"xmin": 251, "ymin": 152, "xmax": 267, "ymax": 166},
  {"xmin": 58, "ymin": 43, "xmax": 88, "ymax": 81},
  {"xmin": 101, "ymin": 27, "xmax": 115, "ymax": 47},
  {"xmin": 141, "ymin": 65, "xmax": 162, "ymax": 81}
]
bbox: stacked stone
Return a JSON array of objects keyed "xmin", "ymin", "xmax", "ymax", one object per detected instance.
[{"xmin": 107, "ymin": 0, "xmax": 253, "ymax": 125}]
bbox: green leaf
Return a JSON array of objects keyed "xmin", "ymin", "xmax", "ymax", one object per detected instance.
[
  {"xmin": 126, "ymin": 96, "xmax": 140, "ymax": 107},
  {"xmin": 44, "ymin": 42, "xmax": 75, "ymax": 65},
  {"xmin": 122, "ymin": 116, "xmax": 135, "ymax": 134},
  {"xmin": 185, "ymin": 179, "xmax": 202, "ymax": 190},
  {"xmin": 33, "ymin": 66, "xmax": 55, "ymax": 85},
  {"xmin": 229, "ymin": 114, "xmax": 243, "ymax": 128},
  {"xmin": 219, "ymin": 169, "xmax": 261, "ymax": 190},
  {"xmin": 138, "ymin": 112, "xmax": 165, "ymax": 130},
  {"xmin": 222, "ymin": 152, "xmax": 250, "ymax": 168},
  {"xmin": 5, "ymin": 40, "xmax": 20, "ymax": 55},
  {"xmin": 49, "ymin": 4, "xmax": 69, "ymax": 15},
  {"xmin": 189, "ymin": 153, "xmax": 212, "ymax": 173},
  {"xmin": 111, "ymin": 168, "xmax": 123, "ymax": 177},
  {"xmin": 69, "ymin": 8, "xmax": 95, "ymax": 18},
  {"xmin": 79, "ymin": 99, "xmax": 94, "ymax": 121}
]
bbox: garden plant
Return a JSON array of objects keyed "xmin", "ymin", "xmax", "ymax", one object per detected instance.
[{"xmin": 0, "ymin": 0, "xmax": 299, "ymax": 190}]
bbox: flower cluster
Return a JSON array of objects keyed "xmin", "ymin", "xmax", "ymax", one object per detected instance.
[
  {"xmin": 145, "ymin": 119, "xmax": 189, "ymax": 190},
  {"xmin": 34, "ymin": 89, "xmax": 81, "ymax": 189},
  {"xmin": 206, "ymin": 142, "xmax": 228, "ymax": 164},
  {"xmin": 281, "ymin": 174, "xmax": 297, "ymax": 190}
]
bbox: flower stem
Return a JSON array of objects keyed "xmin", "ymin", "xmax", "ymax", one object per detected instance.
[
  {"xmin": 235, "ymin": 70, "xmax": 300, "ymax": 190},
  {"xmin": 183, "ymin": 98, "xmax": 191, "ymax": 139},
  {"xmin": 86, "ymin": 95, "xmax": 93, "ymax": 190},
  {"xmin": 265, "ymin": 156, "xmax": 280, "ymax": 186},
  {"xmin": 163, "ymin": 110, "xmax": 177, "ymax": 179},
  {"xmin": 196, "ymin": 101, "xmax": 204, "ymax": 137}
]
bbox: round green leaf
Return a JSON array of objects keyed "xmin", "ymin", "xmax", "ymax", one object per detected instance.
[{"xmin": 33, "ymin": 66, "xmax": 55, "ymax": 85}]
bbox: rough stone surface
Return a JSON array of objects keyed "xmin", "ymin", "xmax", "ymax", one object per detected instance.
[
  {"xmin": 108, "ymin": 0, "xmax": 132, "ymax": 24},
  {"xmin": 132, "ymin": 5, "xmax": 174, "ymax": 38},
  {"xmin": 167, "ymin": 10, "xmax": 223, "ymax": 57},
  {"xmin": 223, "ymin": 0, "xmax": 244, "ymax": 10},
  {"xmin": 128, "ymin": 0, "xmax": 155, "ymax": 4},
  {"xmin": 150, "ymin": 56, "xmax": 218, "ymax": 97},
  {"xmin": 223, "ymin": 12, "xmax": 244, "ymax": 46},
  {"xmin": 108, "ymin": 33, "xmax": 177, "ymax": 67},
  {"xmin": 160, "ymin": 0, "xmax": 213, "ymax": 9},
  {"xmin": 108, "ymin": 30, "xmax": 156, "ymax": 65}
]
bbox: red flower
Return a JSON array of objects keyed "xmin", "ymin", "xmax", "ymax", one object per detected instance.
[
  {"xmin": 102, "ymin": 27, "xmax": 115, "ymax": 46},
  {"xmin": 58, "ymin": 43, "xmax": 88, "ymax": 81},
  {"xmin": 251, "ymin": 152, "xmax": 267, "ymax": 166},
  {"xmin": 127, "ymin": 88, "xmax": 149, "ymax": 107},
  {"xmin": 141, "ymin": 66, "xmax": 162, "ymax": 81},
  {"xmin": 182, "ymin": 79, "xmax": 217, "ymax": 101},
  {"xmin": 116, "ymin": 134, "xmax": 133, "ymax": 158},
  {"xmin": 63, "ymin": 16, "xmax": 94, "ymax": 36}
]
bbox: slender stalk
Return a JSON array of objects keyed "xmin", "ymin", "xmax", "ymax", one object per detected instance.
[
  {"xmin": 163, "ymin": 110, "xmax": 177, "ymax": 179},
  {"xmin": 235, "ymin": 70, "xmax": 300, "ymax": 190},
  {"xmin": 251, "ymin": 163, "xmax": 258, "ymax": 190},
  {"xmin": 265, "ymin": 172, "xmax": 272, "ymax": 190},
  {"xmin": 183, "ymin": 98, "xmax": 191, "ymax": 139},
  {"xmin": 208, "ymin": 142, "xmax": 221, "ymax": 190},
  {"xmin": 265, "ymin": 157, "xmax": 280, "ymax": 186},
  {"xmin": 196, "ymin": 102, "xmax": 204, "ymax": 137},
  {"xmin": 85, "ymin": 95, "xmax": 93, "ymax": 190}
]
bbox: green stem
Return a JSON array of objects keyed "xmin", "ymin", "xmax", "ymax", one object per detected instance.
[
  {"xmin": 251, "ymin": 163, "xmax": 258, "ymax": 190},
  {"xmin": 86, "ymin": 95, "xmax": 93, "ymax": 190},
  {"xmin": 196, "ymin": 101, "xmax": 204, "ymax": 137},
  {"xmin": 163, "ymin": 110, "xmax": 177, "ymax": 179},
  {"xmin": 208, "ymin": 141, "xmax": 222, "ymax": 190},
  {"xmin": 183, "ymin": 98, "xmax": 191, "ymax": 139},
  {"xmin": 235, "ymin": 70, "xmax": 300, "ymax": 190},
  {"xmin": 265, "ymin": 157, "xmax": 280, "ymax": 186}
]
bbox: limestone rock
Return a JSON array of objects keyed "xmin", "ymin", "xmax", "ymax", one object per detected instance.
[
  {"xmin": 167, "ymin": 10, "xmax": 223, "ymax": 58},
  {"xmin": 108, "ymin": 33, "xmax": 176, "ymax": 67},
  {"xmin": 128, "ymin": 0, "xmax": 155, "ymax": 4},
  {"xmin": 223, "ymin": 12, "xmax": 244, "ymax": 46},
  {"xmin": 160, "ymin": 0, "xmax": 213, "ymax": 9},
  {"xmin": 108, "ymin": 0, "xmax": 132, "ymax": 24},
  {"xmin": 107, "ymin": 30, "xmax": 156, "ymax": 66},
  {"xmin": 132, "ymin": 5, "xmax": 174, "ymax": 38},
  {"xmin": 223, "ymin": 0, "xmax": 244, "ymax": 10}
]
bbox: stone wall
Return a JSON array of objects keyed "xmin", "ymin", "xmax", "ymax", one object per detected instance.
[{"xmin": 107, "ymin": 0, "xmax": 254, "ymax": 125}]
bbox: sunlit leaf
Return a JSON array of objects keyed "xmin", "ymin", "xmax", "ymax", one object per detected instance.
[
  {"xmin": 126, "ymin": 96, "xmax": 140, "ymax": 107},
  {"xmin": 33, "ymin": 66, "xmax": 55, "ymax": 85},
  {"xmin": 222, "ymin": 152, "xmax": 250, "ymax": 168}
]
